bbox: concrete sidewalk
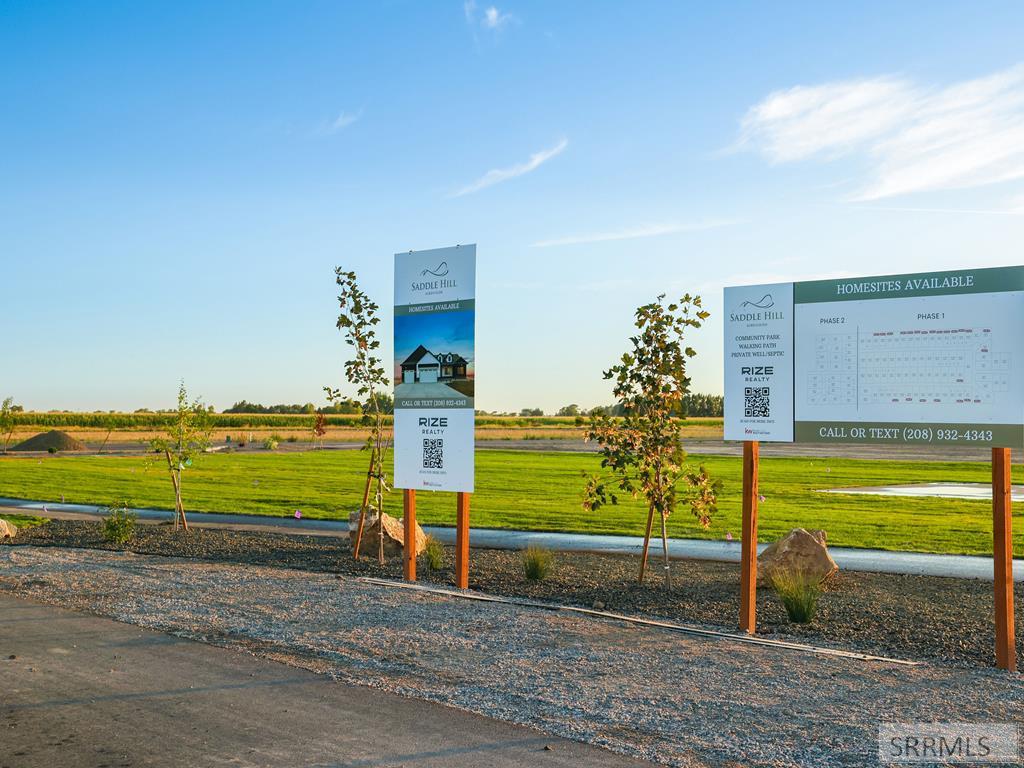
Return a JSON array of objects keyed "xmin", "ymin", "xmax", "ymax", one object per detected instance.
[
  {"xmin": 3, "ymin": 496, "xmax": 1020, "ymax": 581},
  {"xmin": 0, "ymin": 594, "xmax": 650, "ymax": 768}
]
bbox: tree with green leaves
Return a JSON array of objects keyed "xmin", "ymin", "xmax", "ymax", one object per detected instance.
[
  {"xmin": 0, "ymin": 397, "xmax": 18, "ymax": 453},
  {"xmin": 325, "ymin": 268, "xmax": 391, "ymax": 563},
  {"xmin": 582, "ymin": 294, "xmax": 720, "ymax": 586},
  {"xmin": 150, "ymin": 382, "xmax": 212, "ymax": 531}
]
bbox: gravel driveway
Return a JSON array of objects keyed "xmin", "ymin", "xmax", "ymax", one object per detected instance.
[{"xmin": 1, "ymin": 547, "xmax": 1020, "ymax": 768}]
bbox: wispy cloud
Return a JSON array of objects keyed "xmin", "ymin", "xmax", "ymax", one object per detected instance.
[
  {"xmin": 848, "ymin": 204, "xmax": 1024, "ymax": 216},
  {"xmin": 449, "ymin": 138, "xmax": 567, "ymax": 198},
  {"xmin": 736, "ymin": 64, "xmax": 1024, "ymax": 201},
  {"xmin": 483, "ymin": 6, "xmax": 513, "ymax": 28},
  {"xmin": 315, "ymin": 109, "xmax": 363, "ymax": 136},
  {"xmin": 530, "ymin": 219, "xmax": 736, "ymax": 248},
  {"xmin": 464, "ymin": 1, "xmax": 515, "ymax": 31}
]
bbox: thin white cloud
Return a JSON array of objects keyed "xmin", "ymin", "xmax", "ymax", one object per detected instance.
[
  {"xmin": 315, "ymin": 109, "xmax": 363, "ymax": 136},
  {"xmin": 531, "ymin": 219, "xmax": 736, "ymax": 248},
  {"xmin": 449, "ymin": 138, "xmax": 567, "ymax": 197},
  {"xmin": 464, "ymin": 1, "xmax": 515, "ymax": 30},
  {"xmin": 737, "ymin": 64, "xmax": 1024, "ymax": 201},
  {"xmin": 483, "ymin": 6, "xmax": 512, "ymax": 28},
  {"xmin": 848, "ymin": 204, "xmax": 1024, "ymax": 216}
]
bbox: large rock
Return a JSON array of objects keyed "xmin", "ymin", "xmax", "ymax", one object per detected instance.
[
  {"xmin": 0, "ymin": 519, "xmax": 16, "ymax": 540},
  {"xmin": 348, "ymin": 510, "xmax": 426, "ymax": 559},
  {"xmin": 758, "ymin": 528, "xmax": 837, "ymax": 585}
]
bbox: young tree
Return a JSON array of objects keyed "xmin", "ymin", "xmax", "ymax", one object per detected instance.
[
  {"xmin": 150, "ymin": 382, "xmax": 212, "ymax": 530},
  {"xmin": 325, "ymin": 268, "xmax": 392, "ymax": 563},
  {"xmin": 97, "ymin": 413, "xmax": 118, "ymax": 453},
  {"xmin": 0, "ymin": 398, "xmax": 18, "ymax": 452},
  {"xmin": 582, "ymin": 294, "xmax": 720, "ymax": 586},
  {"xmin": 310, "ymin": 411, "xmax": 327, "ymax": 450}
]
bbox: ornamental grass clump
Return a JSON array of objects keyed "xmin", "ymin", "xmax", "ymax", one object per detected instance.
[
  {"xmin": 422, "ymin": 535, "xmax": 445, "ymax": 571},
  {"xmin": 522, "ymin": 545, "xmax": 553, "ymax": 581},
  {"xmin": 101, "ymin": 500, "xmax": 137, "ymax": 548},
  {"xmin": 770, "ymin": 569, "xmax": 822, "ymax": 624}
]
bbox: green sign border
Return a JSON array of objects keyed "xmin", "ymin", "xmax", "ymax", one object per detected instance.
[
  {"xmin": 794, "ymin": 265, "xmax": 1024, "ymax": 304},
  {"xmin": 794, "ymin": 421, "xmax": 1023, "ymax": 449}
]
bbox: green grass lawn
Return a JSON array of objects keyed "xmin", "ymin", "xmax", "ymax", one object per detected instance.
[
  {"xmin": 0, "ymin": 514, "xmax": 48, "ymax": 529},
  {"xmin": 0, "ymin": 449, "xmax": 1020, "ymax": 556}
]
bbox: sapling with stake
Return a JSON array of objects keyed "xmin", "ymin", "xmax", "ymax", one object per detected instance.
[{"xmin": 582, "ymin": 294, "xmax": 720, "ymax": 586}]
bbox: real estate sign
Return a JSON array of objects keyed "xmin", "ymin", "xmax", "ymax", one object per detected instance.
[
  {"xmin": 393, "ymin": 244, "xmax": 476, "ymax": 492},
  {"xmin": 725, "ymin": 266, "xmax": 1024, "ymax": 448}
]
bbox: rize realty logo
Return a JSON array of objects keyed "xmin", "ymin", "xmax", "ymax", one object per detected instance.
[{"xmin": 878, "ymin": 723, "xmax": 1020, "ymax": 764}]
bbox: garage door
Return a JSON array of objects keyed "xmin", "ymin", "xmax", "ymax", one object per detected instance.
[
  {"xmin": 403, "ymin": 370, "xmax": 416, "ymax": 383},
  {"xmin": 419, "ymin": 367, "xmax": 438, "ymax": 383}
]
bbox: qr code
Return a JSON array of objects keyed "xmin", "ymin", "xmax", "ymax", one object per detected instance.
[
  {"xmin": 423, "ymin": 438, "xmax": 444, "ymax": 469},
  {"xmin": 744, "ymin": 387, "xmax": 770, "ymax": 417}
]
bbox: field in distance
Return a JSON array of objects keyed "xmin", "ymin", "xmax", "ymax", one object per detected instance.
[
  {"xmin": 0, "ymin": 449, "xmax": 1019, "ymax": 557},
  {"xmin": 3, "ymin": 412, "xmax": 724, "ymax": 450}
]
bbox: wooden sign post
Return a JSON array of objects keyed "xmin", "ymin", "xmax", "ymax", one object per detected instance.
[
  {"xmin": 403, "ymin": 489, "xmax": 417, "ymax": 581},
  {"xmin": 402, "ymin": 488, "xmax": 471, "ymax": 590},
  {"xmin": 739, "ymin": 440, "xmax": 760, "ymax": 634},
  {"xmin": 992, "ymin": 448, "xmax": 1017, "ymax": 672},
  {"xmin": 456, "ymin": 492, "xmax": 471, "ymax": 589}
]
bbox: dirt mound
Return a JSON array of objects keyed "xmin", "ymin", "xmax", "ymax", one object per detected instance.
[{"xmin": 10, "ymin": 430, "xmax": 86, "ymax": 452}]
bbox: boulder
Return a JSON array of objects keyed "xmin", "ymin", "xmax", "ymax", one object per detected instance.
[
  {"xmin": 0, "ymin": 519, "xmax": 16, "ymax": 540},
  {"xmin": 758, "ymin": 528, "xmax": 837, "ymax": 585},
  {"xmin": 347, "ymin": 510, "xmax": 426, "ymax": 559}
]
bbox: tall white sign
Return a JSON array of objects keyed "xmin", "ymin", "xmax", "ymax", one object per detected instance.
[
  {"xmin": 393, "ymin": 245, "xmax": 476, "ymax": 491},
  {"xmin": 723, "ymin": 282, "xmax": 794, "ymax": 442}
]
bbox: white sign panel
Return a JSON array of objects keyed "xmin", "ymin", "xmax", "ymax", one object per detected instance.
[
  {"xmin": 724, "ymin": 282, "xmax": 794, "ymax": 442},
  {"xmin": 724, "ymin": 266, "xmax": 1024, "ymax": 448},
  {"xmin": 393, "ymin": 244, "xmax": 476, "ymax": 492}
]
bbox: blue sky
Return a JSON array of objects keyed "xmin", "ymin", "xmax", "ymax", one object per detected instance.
[{"xmin": 3, "ymin": 1, "xmax": 1024, "ymax": 412}]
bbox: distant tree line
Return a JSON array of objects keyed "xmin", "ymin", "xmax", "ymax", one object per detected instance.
[
  {"xmin": 222, "ymin": 393, "xmax": 394, "ymax": 415},
  {"xmin": 505, "ymin": 393, "xmax": 723, "ymax": 419}
]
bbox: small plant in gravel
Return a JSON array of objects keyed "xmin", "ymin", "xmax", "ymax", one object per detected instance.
[
  {"xmin": 422, "ymin": 535, "xmax": 445, "ymax": 571},
  {"xmin": 263, "ymin": 437, "xmax": 280, "ymax": 451},
  {"xmin": 101, "ymin": 500, "xmax": 137, "ymax": 547},
  {"xmin": 770, "ymin": 569, "xmax": 822, "ymax": 624},
  {"xmin": 522, "ymin": 545, "xmax": 553, "ymax": 581}
]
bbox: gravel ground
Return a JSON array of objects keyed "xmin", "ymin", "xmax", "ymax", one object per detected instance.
[
  {"xmin": 5, "ymin": 519, "xmax": 1022, "ymax": 668},
  {"xmin": 0, "ymin": 546, "xmax": 1020, "ymax": 768}
]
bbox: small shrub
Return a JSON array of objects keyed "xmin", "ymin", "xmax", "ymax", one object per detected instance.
[
  {"xmin": 47, "ymin": 446, "xmax": 57, "ymax": 454},
  {"xmin": 101, "ymin": 500, "xmax": 137, "ymax": 547},
  {"xmin": 262, "ymin": 437, "xmax": 279, "ymax": 451},
  {"xmin": 522, "ymin": 545, "xmax": 553, "ymax": 581},
  {"xmin": 422, "ymin": 535, "xmax": 444, "ymax": 571},
  {"xmin": 770, "ymin": 569, "xmax": 822, "ymax": 624},
  {"xmin": 286, "ymin": 434, "xmax": 299, "ymax": 443}
]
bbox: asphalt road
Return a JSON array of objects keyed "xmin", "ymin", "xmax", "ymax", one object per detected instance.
[{"xmin": 0, "ymin": 595, "xmax": 651, "ymax": 768}]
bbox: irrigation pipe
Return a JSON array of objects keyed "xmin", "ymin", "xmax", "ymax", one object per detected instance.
[{"xmin": 358, "ymin": 576, "xmax": 920, "ymax": 666}]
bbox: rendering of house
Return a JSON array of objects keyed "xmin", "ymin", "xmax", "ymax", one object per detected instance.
[{"xmin": 400, "ymin": 345, "xmax": 468, "ymax": 383}]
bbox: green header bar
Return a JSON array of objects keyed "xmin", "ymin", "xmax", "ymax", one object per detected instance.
[
  {"xmin": 794, "ymin": 266, "xmax": 1024, "ymax": 304},
  {"xmin": 794, "ymin": 421, "xmax": 1023, "ymax": 448},
  {"xmin": 395, "ymin": 298, "xmax": 475, "ymax": 317}
]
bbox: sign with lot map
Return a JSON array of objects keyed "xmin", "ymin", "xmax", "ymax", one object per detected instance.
[
  {"xmin": 725, "ymin": 266, "xmax": 1024, "ymax": 447},
  {"xmin": 393, "ymin": 244, "xmax": 476, "ymax": 491}
]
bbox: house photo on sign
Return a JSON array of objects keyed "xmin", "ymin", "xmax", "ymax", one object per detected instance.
[{"xmin": 393, "ymin": 244, "xmax": 476, "ymax": 492}]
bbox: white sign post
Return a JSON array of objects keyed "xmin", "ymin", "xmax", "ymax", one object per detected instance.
[{"xmin": 393, "ymin": 244, "xmax": 476, "ymax": 586}]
